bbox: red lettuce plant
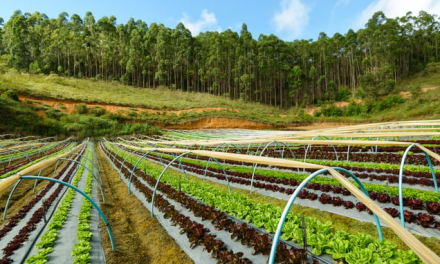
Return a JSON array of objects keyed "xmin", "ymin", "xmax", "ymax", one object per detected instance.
[
  {"xmin": 383, "ymin": 207, "xmax": 399, "ymax": 218},
  {"xmin": 426, "ymin": 202, "xmax": 440, "ymax": 215}
]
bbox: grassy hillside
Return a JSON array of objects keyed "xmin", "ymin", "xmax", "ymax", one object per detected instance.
[
  {"xmin": 0, "ymin": 96, "xmax": 60, "ymax": 136},
  {"xmin": 2, "ymin": 53, "xmax": 440, "ymax": 136},
  {"xmin": 0, "ymin": 92, "xmax": 161, "ymax": 139},
  {"xmin": 0, "ymin": 57, "xmax": 307, "ymax": 128},
  {"xmin": 0, "ymin": 58, "xmax": 277, "ymax": 112},
  {"xmin": 318, "ymin": 67, "xmax": 440, "ymax": 123}
]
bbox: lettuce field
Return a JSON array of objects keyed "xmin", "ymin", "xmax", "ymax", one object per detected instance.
[{"xmin": 1, "ymin": 120, "xmax": 440, "ymax": 263}]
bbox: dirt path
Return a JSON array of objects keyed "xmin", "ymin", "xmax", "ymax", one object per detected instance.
[
  {"xmin": 305, "ymin": 99, "xmax": 363, "ymax": 116},
  {"xmin": 156, "ymin": 117, "xmax": 275, "ymax": 130},
  {"xmin": 19, "ymin": 95, "xmax": 236, "ymax": 116},
  {"xmin": 400, "ymin": 86, "xmax": 439, "ymax": 98},
  {"xmin": 20, "ymin": 95, "xmax": 277, "ymax": 130},
  {"xmin": 96, "ymin": 146, "xmax": 193, "ymax": 264},
  {"xmin": 292, "ymin": 123, "xmax": 347, "ymax": 130}
]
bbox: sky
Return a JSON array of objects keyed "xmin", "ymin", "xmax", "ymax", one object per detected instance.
[{"xmin": 1, "ymin": 0, "xmax": 440, "ymax": 41}]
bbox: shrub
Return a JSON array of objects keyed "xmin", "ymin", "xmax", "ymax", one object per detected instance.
[
  {"xmin": 90, "ymin": 107, "xmax": 106, "ymax": 116},
  {"xmin": 336, "ymin": 86, "xmax": 350, "ymax": 102},
  {"xmin": 45, "ymin": 108, "xmax": 66, "ymax": 119},
  {"xmin": 2, "ymin": 90, "xmax": 19, "ymax": 101},
  {"xmin": 316, "ymin": 104, "xmax": 343, "ymax": 117},
  {"xmin": 73, "ymin": 104, "xmax": 88, "ymax": 114}
]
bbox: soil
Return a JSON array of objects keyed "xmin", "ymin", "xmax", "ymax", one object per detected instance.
[
  {"xmin": 400, "ymin": 86, "xmax": 439, "ymax": 98},
  {"xmin": 421, "ymin": 86, "xmax": 439, "ymax": 92},
  {"xmin": 19, "ymin": 95, "xmax": 237, "ymax": 117},
  {"xmin": 306, "ymin": 99, "xmax": 363, "ymax": 116},
  {"xmin": 96, "ymin": 146, "xmax": 193, "ymax": 264},
  {"xmin": 156, "ymin": 118, "xmax": 275, "ymax": 130}
]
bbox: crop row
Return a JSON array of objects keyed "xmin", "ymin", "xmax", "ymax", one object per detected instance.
[
  {"xmin": 0, "ymin": 142, "xmax": 66, "ymax": 163},
  {"xmin": 71, "ymin": 149, "xmax": 95, "ymax": 263},
  {"xmin": 0, "ymin": 143, "xmax": 69, "ymax": 176},
  {"xmin": 0, "ymin": 146, "xmax": 85, "ymax": 242},
  {"xmin": 133, "ymin": 149, "xmax": 440, "ymax": 203},
  {"xmin": 0, "ymin": 142, "xmax": 78, "ymax": 179},
  {"xmin": 26, "ymin": 148, "xmax": 90, "ymax": 263},
  {"xmin": 179, "ymin": 142, "xmax": 440, "ymax": 166}
]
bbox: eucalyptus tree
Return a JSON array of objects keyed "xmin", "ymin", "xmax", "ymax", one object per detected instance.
[
  {"xmin": 308, "ymin": 66, "xmax": 318, "ymax": 106},
  {"xmin": 220, "ymin": 29, "xmax": 239, "ymax": 98},
  {"xmin": 193, "ymin": 33, "xmax": 208, "ymax": 93},
  {"xmin": 67, "ymin": 14, "xmax": 84, "ymax": 77},
  {"xmin": 97, "ymin": 15, "xmax": 117, "ymax": 80},
  {"xmin": 0, "ymin": 17, "xmax": 4, "ymax": 54},
  {"xmin": 343, "ymin": 28, "xmax": 359, "ymax": 92},
  {"xmin": 239, "ymin": 23, "xmax": 255, "ymax": 101},
  {"xmin": 4, "ymin": 10, "xmax": 31, "ymax": 69},
  {"xmin": 116, "ymin": 22, "xmax": 129, "ymax": 83},
  {"xmin": 155, "ymin": 24, "xmax": 172, "ymax": 86},
  {"xmin": 171, "ymin": 22, "xmax": 192, "ymax": 91},
  {"xmin": 24, "ymin": 12, "xmax": 49, "ymax": 74},
  {"xmin": 126, "ymin": 19, "xmax": 148, "ymax": 86},
  {"xmin": 51, "ymin": 12, "xmax": 69, "ymax": 74},
  {"xmin": 288, "ymin": 65, "xmax": 305, "ymax": 107},
  {"xmin": 144, "ymin": 22, "xmax": 159, "ymax": 88},
  {"xmin": 82, "ymin": 11, "xmax": 98, "ymax": 77}
]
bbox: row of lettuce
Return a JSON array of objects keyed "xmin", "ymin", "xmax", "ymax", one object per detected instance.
[
  {"xmin": 0, "ymin": 142, "xmax": 59, "ymax": 162},
  {"xmin": 0, "ymin": 142, "xmax": 78, "ymax": 179},
  {"xmin": 26, "ymin": 144, "xmax": 95, "ymax": 264},
  {"xmin": 132, "ymin": 150, "xmax": 440, "ymax": 203}
]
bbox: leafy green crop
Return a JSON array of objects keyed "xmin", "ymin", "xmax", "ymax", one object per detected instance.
[
  {"xmin": 72, "ymin": 150, "xmax": 94, "ymax": 263},
  {"xmin": 1, "ymin": 142, "xmax": 77, "ymax": 179}
]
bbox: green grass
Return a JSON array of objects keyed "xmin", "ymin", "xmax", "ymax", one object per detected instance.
[
  {"xmin": 397, "ymin": 64, "xmax": 440, "ymax": 91},
  {"xmin": 0, "ymin": 96, "xmax": 60, "ymax": 136},
  {"xmin": 363, "ymin": 89, "xmax": 440, "ymax": 121},
  {"xmin": 25, "ymin": 99, "xmax": 41, "ymax": 104}
]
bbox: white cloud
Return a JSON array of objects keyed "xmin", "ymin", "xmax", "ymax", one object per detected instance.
[
  {"xmin": 336, "ymin": 0, "xmax": 351, "ymax": 7},
  {"xmin": 354, "ymin": 0, "xmax": 440, "ymax": 29},
  {"xmin": 179, "ymin": 9, "xmax": 220, "ymax": 36},
  {"xmin": 272, "ymin": 0, "xmax": 311, "ymax": 40},
  {"xmin": 331, "ymin": 0, "xmax": 351, "ymax": 24}
]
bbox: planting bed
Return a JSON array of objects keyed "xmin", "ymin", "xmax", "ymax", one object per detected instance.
[{"xmin": 0, "ymin": 122, "xmax": 440, "ymax": 263}]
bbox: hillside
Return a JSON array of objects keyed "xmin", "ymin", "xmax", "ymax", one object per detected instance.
[
  {"xmin": 2, "ymin": 56, "xmax": 440, "ymax": 136},
  {"xmin": 0, "ymin": 61, "xmax": 308, "ymax": 132}
]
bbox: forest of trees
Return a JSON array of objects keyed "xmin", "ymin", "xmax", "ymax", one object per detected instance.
[{"xmin": 0, "ymin": 10, "xmax": 439, "ymax": 108}]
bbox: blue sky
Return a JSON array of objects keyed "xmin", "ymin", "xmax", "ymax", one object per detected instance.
[{"xmin": 1, "ymin": 0, "xmax": 440, "ymax": 41}]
